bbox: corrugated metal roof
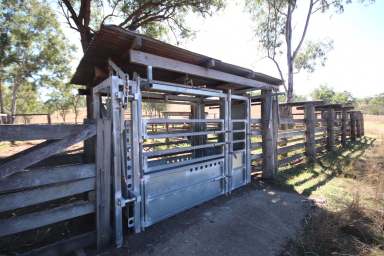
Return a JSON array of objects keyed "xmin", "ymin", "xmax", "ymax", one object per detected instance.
[{"xmin": 71, "ymin": 25, "xmax": 283, "ymax": 88}]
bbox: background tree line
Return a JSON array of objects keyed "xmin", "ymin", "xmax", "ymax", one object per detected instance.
[
  {"xmin": 0, "ymin": 0, "xmax": 381, "ymax": 124},
  {"xmin": 0, "ymin": 0, "xmax": 85, "ymax": 123}
]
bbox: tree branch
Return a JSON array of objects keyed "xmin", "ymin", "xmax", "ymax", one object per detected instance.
[
  {"xmin": 268, "ymin": 56, "xmax": 287, "ymax": 93},
  {"xmin": 292, "ymin": 0, "xmax": 314, "ymax": 60}
]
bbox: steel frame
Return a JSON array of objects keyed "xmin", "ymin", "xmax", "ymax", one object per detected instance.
[{"xmin": 93, "ymin": 62, "xmax": 267, "ymax": 247}]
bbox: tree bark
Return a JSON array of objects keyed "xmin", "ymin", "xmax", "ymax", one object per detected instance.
[
  {"xmin": 10, "ymin": 81, "xmax": 20, "ymax": 124},
  {"xmin": 285, "ymin": 2, "xmax": 294, "ymax": 103},
  {"xmin": 0, "ymin": 75, "xmax": 4, "ymax": 114}
]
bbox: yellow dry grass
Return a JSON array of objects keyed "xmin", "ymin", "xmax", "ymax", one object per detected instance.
[{"xmin": 282, "ymin": 115, "xmax": 384, "ymax": 256}]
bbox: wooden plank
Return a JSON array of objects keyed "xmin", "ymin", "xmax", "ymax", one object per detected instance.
[
  {"xmin": 0, "ymin": 124, "xmax": 96, "ymax": 179},
  {"xmin": 129, "ymin": 50, "xmax": 277, "ymax": 89},
  {"xmin": 278, "ymin": 130, "xmax": 305, "ymax": 139},
  {"xmin": 250, "ymin": 130, "xmax": 262, "ymax": 136},
  {"xmin": 251, "ymin": 153, "xmax": 263, "ymax": 161},
  {"xmin": 0, "ymin": 178, "xmax": 95, "ymax": 212},
  {"xmin": 278, "ymin": 153, "xmax": 305, "ymax": 166},
  {"xmin": 21, "ymin": 231, "xmax": 96, "ymax": 256},
  {"xmin": 277, "ymin": 142, "xmax": 305, "ymax": 155},
  {"xmin": 0, "ymin": 164, "xmax": 95, "ymax": 193},
  {"xmin": 0, "ymin": 124, "xmax": 90, "ymax": 141},
  {"xmin": 96, "ymin": 118, "xmax": 112, "ymax": 250},
  {"xmin": 0, "ymin": 200, "xmax": 95, "ymax": 237},
  {"xmin": 251, "ymin": 142, "xmax": 263, "ymax": 149}
]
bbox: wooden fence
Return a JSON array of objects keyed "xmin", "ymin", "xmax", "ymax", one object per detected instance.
[
  {"xmin": 0, "ymin": 104, "xmax": 365, "ymax": 254},
  {"xmin": 0, "ymin": 124, "xmax": 96, "ymax": 255},
  {"xmin": 273, "ymin": 103, "xmax": 364, "ymax": 171}
]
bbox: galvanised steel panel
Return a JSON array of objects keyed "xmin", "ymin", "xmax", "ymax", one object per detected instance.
[
  {"xmin": 231, "ymin": 167, "xmax": 247, "ymax": 190},
  {"xmin": 142, "ymin": 159, "xmax": 225, "ymax": 227},
  {"xmin": 231, "ymin": 151, "xmax": 247, "ymax": 190},
  {"xmin": 144, "ymin": 159, "xmax": 224, "ymax": 197},
  {"xmin": 144, "ymin": 178, "xmax": 225, "ymax": 227}
]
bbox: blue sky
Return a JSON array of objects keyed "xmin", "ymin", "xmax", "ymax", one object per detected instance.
[{"xmin": 59, "ymin": 0, "xmax": 384, "ymax": 98}]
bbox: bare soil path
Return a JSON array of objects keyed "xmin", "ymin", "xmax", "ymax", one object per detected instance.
[{"xmin": 104, "ymin": 183, "xmax": 310, "ymax": 256}]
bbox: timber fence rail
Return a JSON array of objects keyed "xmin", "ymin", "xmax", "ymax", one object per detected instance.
[
  {"xmin": 275, "ymin": 104, "xmax": 364, "ymax": 170},
  {"xmin": 0, "ymin": 123, "xmax": 96, "ymax": 255}
]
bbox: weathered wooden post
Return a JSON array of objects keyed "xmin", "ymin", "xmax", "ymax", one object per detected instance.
[
  {"xmin": 341, "ymin": 108, "xmax": 348, "ymax": 147},
  {"xmin": 360, "ymin": 112, "xmax": 365, "ymax": 136},
  {"xmin": 350, "ymin": 111, "xmax": 356, "ymax": 142},
  {"xmin": 326, "ymin": 108, "xmax": 336, "ymax": 151},
  {"xmin": 304, "ymin": 103, "xmax": 316, "ymax": 162},
  {"xmin": 47, "ymin": 114, "xmax": 52, "ymax": 124},
  {"xmin": 93, "ymin": 86, "xmax": 112, "ymax": 250},
  {"xmin": 261, "ymin": 90, "xmax": 278, "ymax": 179},
  {"xmin": 356, "ymin": 111, "xmax": 362, "ymax": 138}
]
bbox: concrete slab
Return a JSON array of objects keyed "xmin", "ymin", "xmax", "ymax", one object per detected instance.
[{"xmin": 105, "ymin": 183, "xmax": 310, "ymax": 256}]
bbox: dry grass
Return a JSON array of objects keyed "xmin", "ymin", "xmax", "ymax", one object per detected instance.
[{"xmin": 281, "ymin": 116, "xmax": 384, "ymax": 256}]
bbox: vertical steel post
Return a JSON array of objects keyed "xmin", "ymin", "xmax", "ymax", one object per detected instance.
[
  {"xmin": 227, "ymin": 90, "xmax": 232, "ymax": 192},
  {"xmin": 245, "ymin": 98, "xmax": 252, "ymax": 183},
  {"xmin": 131, "ymin": 77, "xmax": 142, "ymax": 233},
  {"xmin": 110, "ymin": 76, "xmax": 123, "ymax": 247}
]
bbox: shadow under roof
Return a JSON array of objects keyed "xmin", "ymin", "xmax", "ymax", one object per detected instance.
[{"xmin": 71, "ymin": 25, "xmax": 282, "ymax": 90}]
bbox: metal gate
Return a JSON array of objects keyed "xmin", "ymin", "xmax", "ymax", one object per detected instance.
[{"xmin": 94, "ymin": 62, "xmax": 252, "ymax": 243}]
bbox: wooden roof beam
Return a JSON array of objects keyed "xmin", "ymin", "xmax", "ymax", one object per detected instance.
[{"xmin": 129, "ymin": 50, "xmax": 279, "ymax": 90}]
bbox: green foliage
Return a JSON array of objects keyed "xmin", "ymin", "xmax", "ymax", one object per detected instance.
[
  {"xmin": 294, "ymin": 40, "xmax": 334, "ymax": 73},
  {"xmin": 245, "ymin": 0, "xmax": 374, "ymax": 101},
  {"xmin": 142, "ymin": 101, "xmax": 167, "ymax": 117},
  {"xmin": 45, "ymin": 84, "xmax": 85, "ymax": 123},
  {"xmin": 0, "ymin": 0, "xmax": 75, "ymax": 121},
  {"xmin": 311, "ymin": 85, "xmax": 355, "ymax": 104},
  {"xmin": 278, "ymin": 94, "xmax": 307, "ymax": 103},
  {"xmin": 356, "ymin": 93, "xmax": 384, "ymax": 115},
  {"xmin": 59, "ymin": 0, "xmax": 225, "ymax": 50}
]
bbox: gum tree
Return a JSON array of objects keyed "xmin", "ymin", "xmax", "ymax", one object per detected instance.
[
  {"xmin": 246, "ymin": 0, "xmax": 373, "ymax": 102},
  {"xmin": 0, "ymin": 0, "xmax": 74, "ymax": 122},
  {"xmin": 58, "ymin": 0, "xmax": 225, "ymax": 52}
]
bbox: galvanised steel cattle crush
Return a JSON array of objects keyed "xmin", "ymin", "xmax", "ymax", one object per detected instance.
[
  {"xmin": 0, "ymin": 25, "xmax": 365, "ymax": 254},
  {"xmin": 75, "ymin": 25, "xmax": 282, "ymax": 249}
]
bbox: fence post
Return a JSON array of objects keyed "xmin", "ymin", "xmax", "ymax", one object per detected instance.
[
  {"xmin": 357, "ymin": 111, "xmax": 363, "ymax": 138},
  {"xmin": 93, "ymin": 88, "xmax": 112, "ymax": 251},
  {"xmin": 350, "ymin": 111, "xmax": 356, "ymax": 142},
  {"xmin": 261, "ymin": 90, "xmax": 278, "ymax": 179},
  {"xmin": 341, "ymin": 108, "xmax": 347, "ymax": 147},
  {"xmin": 304, "ymin": 103, "xmax": 316, "ymax": 162},
  {"xmin": 47, "ymin": 114, "xmax": 52, "ymax": 124},
  {"xmin": 326, "ymin": 108, "xmax": 335, "ymax": 151},
  {"xmin": 360, "ymin": 112, "xmax": 365, "ymax": 136}
]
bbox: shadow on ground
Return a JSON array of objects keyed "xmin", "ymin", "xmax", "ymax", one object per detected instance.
[
  {"xmin": 274, "ymin": 137, "xmax": 375, "ymax": 196},
  {"xmin": 103, "ymin": 138, "xmax": 378, "ymax": 256}
]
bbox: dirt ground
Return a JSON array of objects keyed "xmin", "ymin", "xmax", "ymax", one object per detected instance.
[{"xmin": 102, "ymin": 183, "xmax": 310, "ymax": 256}]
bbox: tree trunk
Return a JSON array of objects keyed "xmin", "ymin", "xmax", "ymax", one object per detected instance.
[
  {"xmin": 287, "ymin": 59, "xmax": 294, "ymax": 102},
  {"xmin": 10, "ymin": 82, "xmax": 20, "ymax": 124},
  {"xmin": 0, "ymin": 75, "xmax": 4, "ymax": 114},
  {"xmin": 285, "ymin": 2, "xmax": 294, "ymax": 103}
]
